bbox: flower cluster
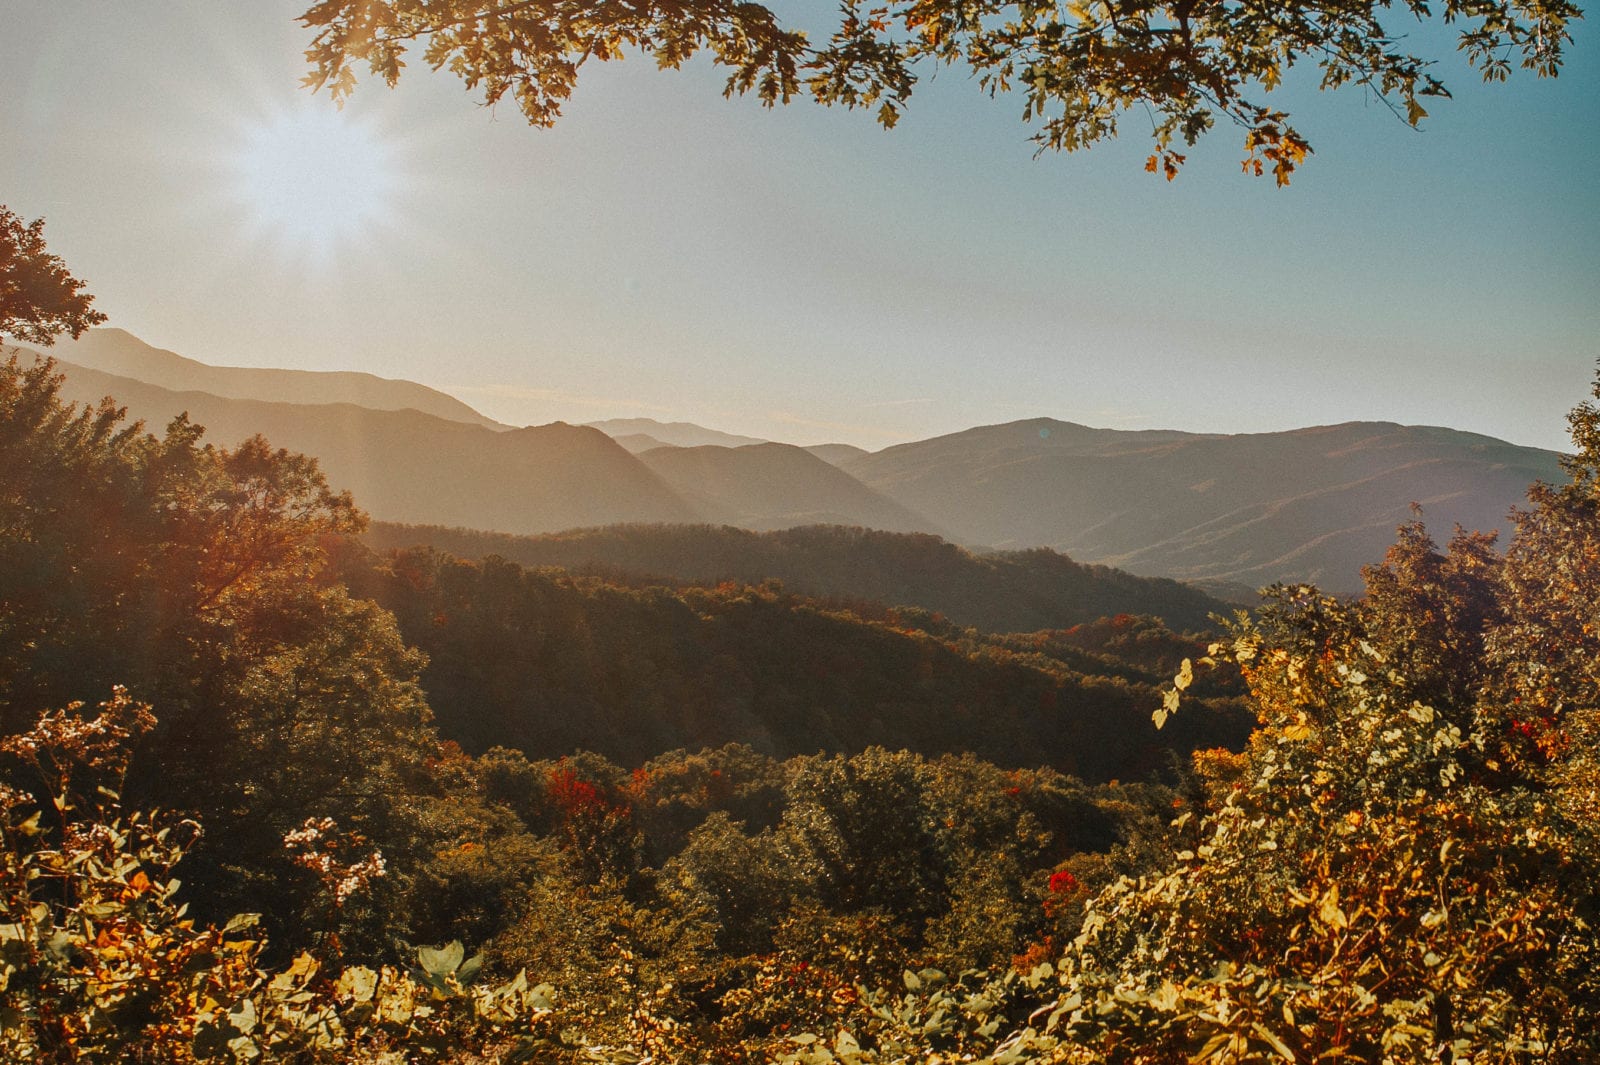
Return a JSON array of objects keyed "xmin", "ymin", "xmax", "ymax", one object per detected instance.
[
  {"xmin": 284, "ymin": 815, "xmax": 387, "ymax": 907},
  {"xmin": 0, "ymin": 687, "xmax": 156, "ymax": 807}
]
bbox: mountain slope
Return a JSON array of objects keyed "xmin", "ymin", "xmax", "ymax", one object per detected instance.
[
  {"xmin": 363, "ymin": 521, "xmax": 1232, "ymax": 633},
  {"xmin": 805, "ymin": 442, "xmax": 871, "ymax": 466},
  {"xmin": 44, "ymin": 358, "xmax": 701, "ymax": 532},
  {"xmin": 845, "ymin": 418, "xmax": 1564, "ymax": 592},
  {"xmin": 23, "ymin": 332, "xmax": 1561, "ymax": 593},
  {"xmin": 612, "ymin": 432, "xmax": 672, "ymax": 453},
  {"xmin": 588, "ymin": 417, "xmax": 767, "ymax": 448},
  {"xmin": 48, "ymin": 328, "xmax": 505, "ymax": 429},
  {"xmin": 637, "ymin": 442, "xmax": 941, "ymax": 535}
]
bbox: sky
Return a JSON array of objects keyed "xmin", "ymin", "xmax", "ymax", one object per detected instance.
[{"xmin": 4, "ymin": 2, "xmax": 1597, "ymax": 451}]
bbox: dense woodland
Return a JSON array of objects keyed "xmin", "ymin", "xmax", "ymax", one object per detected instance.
[
  {"xmin": 3, "ymin": 352, "xmax": 1599, "ymax": 1061},
  {"xmin": 362, "ymin": 521, "xmax": 1235, "ymax": 633},
  {"xmin": 334, "ymin": 537, "xmax": 1247, "ymax": 772}
]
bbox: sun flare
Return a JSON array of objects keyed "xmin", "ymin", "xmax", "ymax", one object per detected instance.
[{"xmin": 228, "ymin": 105, "xmax": 400, "ymax": 260}]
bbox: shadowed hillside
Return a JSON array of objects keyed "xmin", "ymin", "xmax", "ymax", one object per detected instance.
[
  {"xmin": 336, "ymin": 543, "xmax": 1251, "ymax": 776},
  {"xmin": 637, "ymin": 443, "xmax": 940, "ymax": 534},
  {"xmin": 611, "ymin": 432, "xmax": 671, "ymax": 453},
  {"xmin": 805, "ymin": 442, "xmax": 871, "ymax": 466},
  {"xmin": 586, "ymin": 417, "xmax": 767, "ymax": 448},
  {"xmin": 362, "ymin": 521, "xmax": 1232, "ymax": 633}
]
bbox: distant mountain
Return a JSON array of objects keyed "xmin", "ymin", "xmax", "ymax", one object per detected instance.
[
  {"xmin": 637, "ymin": 442, "xmax": 939, "ymax": 535},
  {"xmin": 47, "ymin": 328, "xmax": 505, "ymax": 429},
  {"xmin": 612, "ymin": 432, "xmax": 672, "ymax": 453},
  {"xmin": 25, "ymin": 331, "xmax": 1563, "ymax": 594},
  {"xmin": 805, "ymin": 442, "xmax": 871, "ymax": 466},
  {"xmin": 587, "ymin": 417, "xmax": 768, "ymax": 448},
  {"xmin": 42, "ymin": 358, "xmax": 700, "ymax": 532},
  {"xmin": 844, "ymin": 418, "xmax": 1565, "ymax": 593},
  {"xmin": 363, "ymin": 522, "xmax": 1233, "ymax": 634}
]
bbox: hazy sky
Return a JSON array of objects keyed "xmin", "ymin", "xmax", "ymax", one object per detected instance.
[{"xmin": 5, "ymin": 2, "xmax": 1597, "ymax": 449}]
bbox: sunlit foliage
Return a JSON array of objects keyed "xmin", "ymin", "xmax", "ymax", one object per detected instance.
[
  {"xmin": 772, "ymin": 379, "xmax": 1600, "ymax": 1063},
  {"xmin": 299, "ymin": 0, "xmax": 1582, "ymax": 181},
  {"xmin": 0, "ymin": 692, "xmax": 564, "ymax": 1063},
  {"xmin": 6, "ymin": 220, "xmax": 1598, "ymax": 1059},
  {"xmin": 0, "ymin": 206, "xmax": 105, "ymax": 346}
]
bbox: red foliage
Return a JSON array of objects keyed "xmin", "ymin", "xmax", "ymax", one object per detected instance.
[
  {"xmin": 1012, "ymin": 937, "xmax": 1056, "ymax": 973},
  {"xmin": 548, "ymin": 765, "xmax": 610, "ymax": 817}
]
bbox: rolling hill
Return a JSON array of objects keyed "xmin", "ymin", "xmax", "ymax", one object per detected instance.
[
  {"xmin": 844, "ymin": 418, "xmax": 1564, "ymax": 593},
  {"xmin": 804, "ymin": 442, "xmax": 871, "ymax": 466},
  {"xmin": 586, "ymin": 417, "xmax": 767, "ymax": 448},
  {"xmin": 18, "ymin": 332, "xmax": 1565, "ymax": 594},
  {"xmin": 40, "ymin": 358, "xmax": 700, "ymax": 532},
  {"xmin": 362, "ymin": 521, "xmax": 1233, "ymax": 633},
  {"xmin": 338, "ymin": 543, "xmax": 1251, "ymax": 775},
  {"xmin": 47, "ymin": 328, "xmax": 505, "ymax": 428},
  {"xmin": 610, "ymin": 432, "xmax": 673, "ymax": 453},
  {"xmin": 635, "ymin": 442, "xmax": 939, "ymax": 534}
]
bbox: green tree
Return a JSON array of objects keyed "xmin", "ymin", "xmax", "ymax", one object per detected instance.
[
  {"xmin": 1045, "ymin": 591, "xmax": 1597, "ymax": 1062},
  {"xmin": 0, "ymin": 206, "xmax": 105, "ymax": 346},
  {"xmin": 780, "ymin": 748, "xmax": 950, "ymax": 931},
  {"xmin": 298, "ymin": 0, "xmax": 1581, "ymax": 182},
  {"xmin": 0, "ymin": 356, "xmax": 446, "ymax": 954}
]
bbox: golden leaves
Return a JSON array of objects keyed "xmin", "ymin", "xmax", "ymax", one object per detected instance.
[
  {"xmin": 296, "ymin": 1, "xmax": 1580, "ymax": 181},
  {"xmin": 1242, "ymin": 123, "xmax": 1312, "ymax": 186}
]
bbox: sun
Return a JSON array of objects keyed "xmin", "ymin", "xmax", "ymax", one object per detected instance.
[{"xmin": 227, "ymin": 104, "xmax": 401, "ymax": 261}]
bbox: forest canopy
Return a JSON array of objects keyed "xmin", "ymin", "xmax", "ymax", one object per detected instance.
[
  {"xmin": 298, "ymin": 0, "xmax": 1584, "ymax": 181},
  {"xmin": 4, "ymin": 352, "xmax": 1598, "ymax": 1060}
]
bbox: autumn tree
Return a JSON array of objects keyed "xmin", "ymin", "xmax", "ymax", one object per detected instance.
[
  {"xmin": 0, "ymin": 356, "xmax": 448, "ymax": 954},
  {"xmin": 0, "ymin": 206, "xmax": 105, "ymax": 345},
  {"xmin": 0, "ymin": 692, "xmax": 568, "ymax": 1063},
  {"xmin": 298, "ymin": 0, "xmax": 1582, "ymax": 182},
  {"xmin": 792, "ymin": 390, "xmax": 1600, "ymax": 1063}
]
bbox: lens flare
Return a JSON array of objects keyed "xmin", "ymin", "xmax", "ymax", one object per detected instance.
[{"xmin": 228, "ymin": 104, "xmax": 400, "ymax": 262}]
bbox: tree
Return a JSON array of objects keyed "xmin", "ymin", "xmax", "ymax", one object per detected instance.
[
  {"xmin": 773, "ymin": 380, "xmax": 1600, "ymax": 1063},
  {"xmin": 0, "ymin": 206, "xmax": 105, "ymax": 345},
  {"xmin": 1045, "ymin": 591, "xmax": 1598, "ymax": 1062},
  {"xmin": 298, "ymin": 0, "xmax": 1581, "ymax": 183},
  {"xmin": 0, "ymin": 355, "xmax": 450, "ymax": 954},
  {"xmin": 0, "ymin": 691, "xmax": 562, "ymax": 1063}
]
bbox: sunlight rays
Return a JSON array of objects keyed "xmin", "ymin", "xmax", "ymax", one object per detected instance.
[{"xmin": 225, "ymin": 103, "xmax": 403, "ymax": 266}]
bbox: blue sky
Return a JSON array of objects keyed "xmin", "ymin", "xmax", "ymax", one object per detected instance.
[{"xmin": 5, "ymin": 2, "xmax": 1597, "ymax": 449}]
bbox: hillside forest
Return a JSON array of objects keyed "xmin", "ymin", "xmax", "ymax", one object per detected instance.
[{"xmin": 4, "ymin": 335, "xmax": 1600, "ymax": 1062}]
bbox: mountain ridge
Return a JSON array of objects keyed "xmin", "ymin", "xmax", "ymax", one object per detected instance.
[
  {"xmin": 16, "ymin": 330, "xmax": 1566, "ymax": 594},
  {"xmin": 36, "ymin": 357, "xmax": 702, "ymax": 533},
  {"xmin": 362, "ymin": 520, "xmax": 1234, "ymax": 634},
  {"xmin": 46, "ymin": 328, "xmax": 506, "ymax": 429},
  {"xmin": 842, "ymin": 417, "xmax": 1563, "ymax": 591}
]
